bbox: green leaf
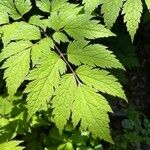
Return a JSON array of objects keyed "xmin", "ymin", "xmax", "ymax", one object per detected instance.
[
  {"xmin": 145, "ymin": 0, "xmax": 150, "ymax": 10},
  {"xmin": 52, "ymin": 73, "xmax": 114, "ymax": 142},
  {"xmin": 67, "ymin": 41, "xmax": 124, "ymax": 69},
  {"xmin": 57, "ymin": 142, "xmax": 74, "ymax": 150},
  {"xmin": 0, "ymin": 140, "xmax": 24, "ymax": 150},
  {"xmin": 0, "ymin": 11, "xmax": 9, "ymax": 25},
  {"xmin": 36, "ymin": 0, "xmax": 67, "ymax": 13},
  {"xmin": 0, "ymin": 118, "xmax": 9, "ymax": 127},
  {"xmin": 122, "ymin": 0, "xmax": 143, "ymax": 41},
  {"xmin": 24, "ymin": 51, "xmax": 66, "ymax": 118},
  {"xmin": 101, "ymin": 0, "xmax": 124, "ymax": 28},
  {"xmin": 15, "ymin": 0, "xmax": 32, "ymax": 16},
  {"xmin": 36, "ymin": 0, "xmax": 51, "ymax": 13},
  {"xmin": 31, "ymin": 37, "xmax": 54, "ymax": 65},
  {"xmin": 72, "ymin": 84, "xmax": 113, "ymax": 143},
  {"xmin": 49, "ymin": 3, "xmax": 82, "ymax": 31},
  {"xmin": 2, "ymin": 48, "xmax": 30, "ymax": 95},
  {"xmin": 64, "ymin": 14, "xmax": 115, "ymax": 40},
  {"xmin": 0, "ymin": 40, "xmax": 32, "ymax": 95},
  {"xmin": 0, "ymin": 96, "xmax": 13, "ymax": 115},
  {"xmin": 52, "ymin": 32, "xmax": 69, "ymax": 44},
  {"xmin": 76, "ymin": 66, "xmax": 127, "ymax": 100},
  {"xmin": 29, "ymin": 15, "xmax": 49, "ymax": 30},
  {"xmin": 50, "ymin": 0, "xmax": 67, "ymax": 12},
  {"xmin": 52, "ymin": 74, "xmax": 77, "ymax": 133},
  {"xmin": 83, "ymin": 0, "xmax": 103, "ymax": 14},
  {"xmin": 1, "ymin": 21, "xmax": 41, "ymax": 45},
  {"xmin": 0, "ymin": 0, "xmax": 21, "ymax": 20},
  {"xmin": 49, "ymin": 2, "xmax": 114, "ymax": 40},
  {"xmin": 0, "ymin": 40, "xmax": 32, "ymax": 62},
  {"xmin": 0, "ymin": 0, "xmax": 128, "ymax": 145}
]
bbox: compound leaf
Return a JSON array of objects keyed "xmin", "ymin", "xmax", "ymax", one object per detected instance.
[
  {"xmin": 48, "ymin": 2, "xmax": 114, "ymax": 40},
  {"xmin": 0, "ymin": 0, "xmax": 128, "ymax": 144}
]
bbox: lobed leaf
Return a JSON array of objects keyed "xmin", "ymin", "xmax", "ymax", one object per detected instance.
[
  {"xmin": 0, "ymin": 140, "xmax": 24, "ymax": 150},
  {"xmin": 2, "ymin": 49, "xmax": 30, "ymax": 95},
  {"xmin": 122, "ymin": 0, "xmax": 143, "ymax": 41},
  {"xmin": 101, "ymin": 0, "xmax": 124, "ymax": 28},
  {"xmin": 24, "ymin": 51, "xmax": 66, "ymax": 118},
  {"xmin": 0, "ymin": 40, "xmax": 32, "ymax": 61},
  {"xmin": 0, "ymin": 11, "xmax": 9, "ymax": 25},
  {"xmin": 31, "ymin": 37, "xmax": 54, "ymax": 65},
  {"xmin": 52, "ymin": 74, "xmax": 77, "ymax": 133},
  {"xmin": 52, "ymin": 32, "xmax": 69, "ymax": 44},
  {"xmin": 83, "ymin": 0, "xmax": 104, "ymax": 14},
  {"xmin": 67, "ymin": 40, "xmax": 124, "ymax": 69},
  {"xmin": 1, "ymin": 22, "xmax": 41, "ymax": 46},
  {"xmin": 72, "ymin": 84, "xmax": 113, "ymax": 143},
  {"xmin": 15, "ymin": 0, "xmax": 32, "ymax": 16},
  {"xmin": 36, "ymin": 0, "xmax": 51, "ymax": 13},
  {"xmin": 0, "ymin": 0, "xmax": 21, "ymax": 20},
  {"xmin": 76, "ymin": 66, "xmax": 127, "ymax": 100}
]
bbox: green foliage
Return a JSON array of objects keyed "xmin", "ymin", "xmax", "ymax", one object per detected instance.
[
  {"xmin": 25, "ymin": 51, "xmax": 67, "ymax": 119},
  {"xmin": 83, "ymin": 0, "xmax": 103, "ymax": 13},
  {"xmin": 0, "ymin": 0, "xmax": 149, "ymax": 149},
  {"xmin": 101, "ymin": 0, "xmax": 124, "ymax": 29},
  {"xmin": 67, "ymin": 41, "xmax": 123, "ymax": 69},
  {"xmin": 83, "ymin": 0, "xmax": 150, "ymax": 41},
  {"xmin": 0, "ymin": 140, "xmax": 24, "ymax": 150},
  {"xmin": 0, "ymin": 21, "xmax": 41, "ymax": 45},
  {"xmin": 122, "ymin": 0, "xmax": 143, "ymax": 41}
]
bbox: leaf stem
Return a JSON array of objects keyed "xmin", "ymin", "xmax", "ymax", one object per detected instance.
[
  {"xmin": 41, "ymin": 29, "xmax": 81, "ymax": 84},
  {"xmin": 54, "ymin": 45, "xmax": 81, "ymax": 84}
]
